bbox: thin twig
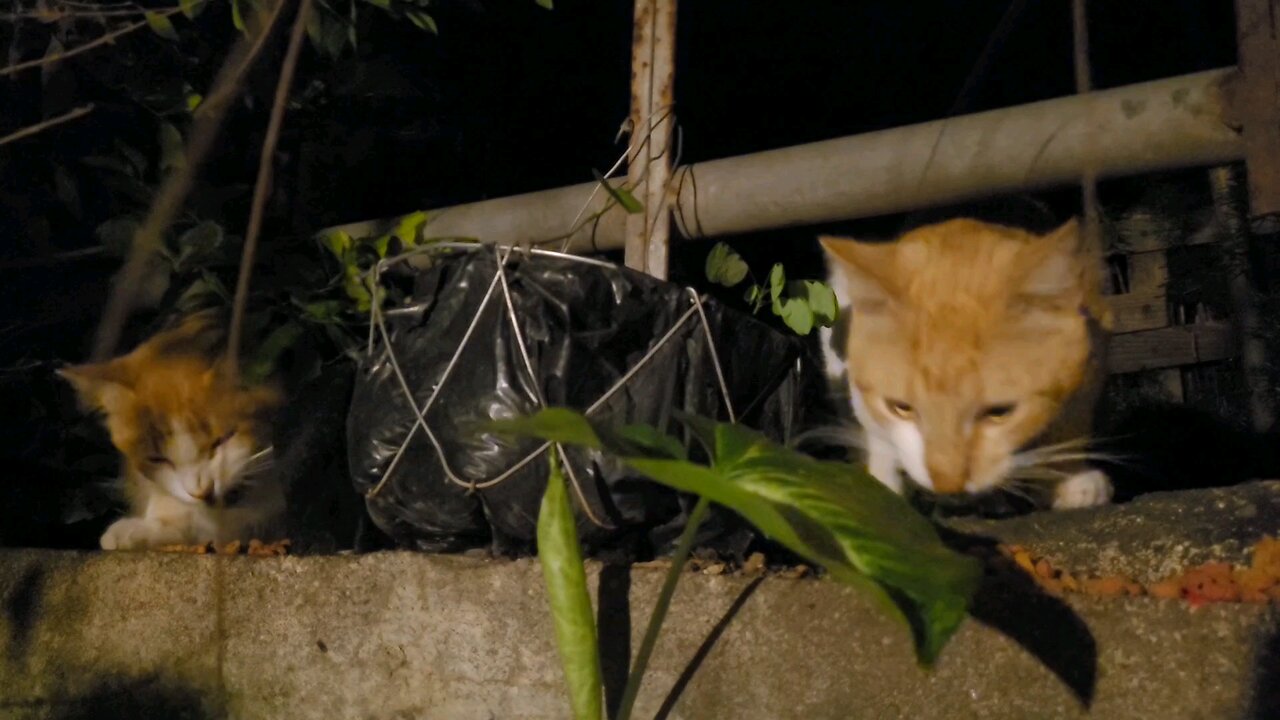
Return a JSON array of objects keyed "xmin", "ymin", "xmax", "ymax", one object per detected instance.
[
  {"xmin": 0, "ymin": 246, "xmax": 105, "ymax": 271},
  {"xmin": 0, "ymin": 6, "xmax": 187, "ymax": 78},
  {"xmin": 91, "ymin": 0, "xmax": 289, "ymax": 361},
  {"xmin": 0, "ymin": 104, "xmax": 94, "ymax": 147},
  {"xmin": 226, "ymin": 0, "xmax": 312, "ymax": 379}
]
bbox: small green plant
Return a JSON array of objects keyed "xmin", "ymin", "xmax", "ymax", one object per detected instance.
[
  {"xmin": 487, "ymin": 408, "xmax": 982, "ymax": 720},
  {"xmin": 704, "ymin": 242, "xmax": 838, "ymax": 336}
]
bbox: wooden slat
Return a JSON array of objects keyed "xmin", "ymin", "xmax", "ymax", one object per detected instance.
[
  {"xmin": 1108, "ymin": 324, "xmax": 1236, "ymax": 374},
  {"xmin": 1104, "ymin": 290, "xmax": 1169, "ymax": 333},
  {"xmin": 1126, "ymin": 251, "xmax": 1169, "ymax": 292}
]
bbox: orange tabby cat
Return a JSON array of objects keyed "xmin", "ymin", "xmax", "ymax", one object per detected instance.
[
  {"xmin": 60, "ymin": 313, "xmax": 284, "ymax": 549},
  {"xmin": 819, "ymin": 218, "xmax": 1114, "ymax": 509}
]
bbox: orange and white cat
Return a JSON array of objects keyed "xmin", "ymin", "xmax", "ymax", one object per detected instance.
[
  {"xmin": 60, "ymin": 314, "xmax": 284, "ymax": 549},
  {"xmin": 819, "ymin": 217, "xmax": 1114, "ymax": 510}
]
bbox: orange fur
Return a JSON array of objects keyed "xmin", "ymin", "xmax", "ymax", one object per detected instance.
[
  {"xmin": 60, "ymin": 313, "xmax": 285, "ymax": 549},
  {"xmin": 821, "ymin": 218, "xmax": 1112, "ymax": 506}
]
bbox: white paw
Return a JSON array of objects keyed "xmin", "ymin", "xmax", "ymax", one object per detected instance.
[
  {"xmin": 1052, "ymin": 470, "xmax": 1113, "ymax": 510},
  {"xmin": 100, "ymin": 518, "xmax": 182, "ymax": 550}
]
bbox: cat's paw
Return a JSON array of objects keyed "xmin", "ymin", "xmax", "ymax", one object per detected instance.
[
  {"xmin": 1052, "ymin": 470, "xmax": 1113, "ymax": 510},
  {"xmin": 100, "ymin": 518, "xmax": 182, "ymax": 550}
]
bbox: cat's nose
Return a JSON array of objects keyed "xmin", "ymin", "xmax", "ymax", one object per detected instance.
[
  {"xmin": 192, "ymin": 487, "xmax": 216, "ymax": 505},
  {"xmin": 927, "ymin": 465, "xmax": 967, "ymax": 494}
]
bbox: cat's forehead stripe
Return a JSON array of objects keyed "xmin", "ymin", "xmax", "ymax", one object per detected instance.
[{"xmin": 166, "ymin": 419, "xmax": 200, "ymax": 463}]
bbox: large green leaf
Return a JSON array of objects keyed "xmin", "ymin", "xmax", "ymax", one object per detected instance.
[
  {"xmin": 487, "ymin": 408, "xmax": 982, "ymax": 665},
  {"xmin": 537, "ymin": 452, "xmax": 603, "ymax": 720}
]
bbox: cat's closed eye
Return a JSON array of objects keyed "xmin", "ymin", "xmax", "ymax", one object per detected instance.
[
  {"xmin": 147, "ymin": 455, "xmax": 173, "ymax": 467},
  {"xmin": 210, "ymin": 430, "xmax": 235, "ymax": 452},
  {"xmin": 885, "ymin": 398, "xmax": 915, "ymax": 419},
  {"xmin": 979, "ymin": 404, "xmax": 1017, "ymax": 422}
]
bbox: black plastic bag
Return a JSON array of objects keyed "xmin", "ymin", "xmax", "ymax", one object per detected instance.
[{"xmin": 347, "ymin": 248, "xmax": 819, "ymax": 556}]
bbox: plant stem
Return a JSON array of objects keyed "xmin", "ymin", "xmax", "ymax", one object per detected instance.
[{"xmin": 614, "ymin": 495, "xmax": 711, "ymax": 720}]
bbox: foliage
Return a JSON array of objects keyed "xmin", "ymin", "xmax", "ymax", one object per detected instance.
[
  {"xmin": 488, "ymin": 407, "xmax": 983, "ymax": 718},
  {"xmin": 704, "ymin": 241, "xmax": 837, "ymax": 336},
  {"xmin": 537, "ymin": 451, "xmax": 603, "ymax": 720},
  {"xmin": 0, "ymin": 0, "xmax": 550, "ymax": 381}
]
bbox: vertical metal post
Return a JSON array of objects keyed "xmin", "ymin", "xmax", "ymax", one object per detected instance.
[
  {"xmin": 625, "ymin": 0, "xmax": 677, "ymax": 279},
  {"xmin": 1233, "ymin": 0, "xmax": 1280, "ymax": 232}
]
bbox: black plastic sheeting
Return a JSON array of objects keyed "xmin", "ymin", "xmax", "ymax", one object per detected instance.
[{"xmin": 347, "ymin": 249, "xmax": 822, "ymax": 557}]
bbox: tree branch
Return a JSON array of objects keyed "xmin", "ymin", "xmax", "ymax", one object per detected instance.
[
  {"xmin": 91, "ymin": 0, "xmax": 290, "ymax": 361},
  {"xmin": 0, "ymin": 104, "xmax": 94, "ymax": 147},
  {"xmin": 0, "ymin": 5, "xmax": 188, "ymax": 78},
  {"xmin": 226, "ymin": 0, "xmax": 313, "ymax": 379}
]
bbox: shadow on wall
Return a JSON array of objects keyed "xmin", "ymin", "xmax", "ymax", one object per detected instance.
[
  {"xmin": 1248, "ymin": 627, "xmax": 1280, "ymax": 720},
  {"xmin": 0, "ymin": 557, "xmax": 219, "ymax": 719},
  {"xmin": 5, "ymin": 676, "xmax": 218, "ymax": 720}
]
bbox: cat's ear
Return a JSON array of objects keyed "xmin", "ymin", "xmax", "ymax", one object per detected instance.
[
  {"xmin": 819, "ymin": 235, "xmax": 898, "ymax": 313},
  {"xmin": 58, "ymin": 361, "xmax": 135, "ymax": 416},
  {"xmin": 1019, "ymin": 218, "xmax": 1090, "ymax": 303}
]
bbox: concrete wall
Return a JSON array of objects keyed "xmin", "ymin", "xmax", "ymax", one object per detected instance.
[{"xmin": 2, "ymin": 483, "xmax": 1279, "ymax": 719}]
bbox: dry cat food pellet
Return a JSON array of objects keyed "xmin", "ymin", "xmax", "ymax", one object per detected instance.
[
  {"xmin": 155, "ymin": 539, "xmax": 291, "ymax": 557},
  {"xmin": 998, "ymin": 535, "xmax": 1280, "ymax": 606}
]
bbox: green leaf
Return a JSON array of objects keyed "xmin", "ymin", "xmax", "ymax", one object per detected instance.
[
  {"xmin": 406, "ymin": 9, "xmax": 438, "ymax": 34},
  {"xmin": 113, "ymin": 140, "xmax": 148, "ymax": 177},
  {"xmin": 306, "ymin": 2, "xmax": 324, "ymax": 49},
  {"xmin": 231, "ymin": 0, "xmax": 247, "ymax": 32},
  {"xmin": 535, "ymin": 0, "xmax": 553, "ymax": 8},
  {"xmin": 244, "ymin": 321, "xmax": 305, "ymax": 384},
  {"xmin": 777, "ymin": 296, "xmax": 814, "ymax": 336},
  {"xmin": 485, "ymin": 407, "xmax": 603, "ymax": 450},
  {"xmin": 537, "ymin": 453, "xmax": 603, "ymax": 720},
  {"xmin": 768, "ymin": 263, "xmax": 785, "ymax": 312},
  {"xmin": 362, "ymin": 0, "xmax": 392, "ymax": 8},
  {"xmin": 491, "ymin": 408, "xmax": 983, "ymax": 666},
  {"xmin": 144, "ymin": 11, "xmax": 180, "ymax": 41},
  {"xmin": 158, "ymin": 122, "xmax": 185, "ymax": 173},
  {"xmin": 392, "ymin": 210, "xmax": 431, "ymax": 248},
  {"xmin": 318, "ymin": 8, "xmax": 348, "ymax": 59},
  {"xmin": 803, "ymin": 280, "xmax": 839, "ymax": 327},
  {"xmin": 590, "ymin": 169, "xmax": 643, "ymax": 214},
  {"xmin": 297, "ymin": 299, "xmax": 346, "ymax": 323},
  {"xmin": 704, "ymin": 242, "xmax": 749, "ymax": 287},
  {"xmin": 318, "ymin": 229, "xmax": 354, "ymax": 261},
  {"xmin": 174, "ymin": 221, "xmax": 226, "ymax": 272},
  {"xmin": 175, "ymin": 276, "xmax": 224, "ymax": 314},
  {"xmin": 180, "ymin": 0, "xmax": 205, "ymax": 20},
  {"xmin": 95, "ymin": 217, "xmax": 139, "ymax": 257},
  {"xmin": 342, "ymin": 265, "xmax": 373, "ymax": 311}
]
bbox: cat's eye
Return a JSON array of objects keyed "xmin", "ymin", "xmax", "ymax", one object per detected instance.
[
  {"xmin": 885, "ymin": 399, "xmax": 915, "ymax": 420},
  {"xmin": 147, "ymin": 455, "xmax": 172, "ymax": 467},
  {"xmin": 979, "ymin": 404, "xmax": 1017, "ymax": 423},
  {"xmin": 222, "ymin": 486, "xmax": 245, "ymax": 506},
  {"xmin": 210, "ymin": 430, "xmax": 235, "ymax": 452}
]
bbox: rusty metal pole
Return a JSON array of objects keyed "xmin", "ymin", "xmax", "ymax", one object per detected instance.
[
  {"xmin": 624, "ymin": 0, "xmax": 677, "ymax": 278},
  {"xmin": 1233, "ymin": 0, "xmax": 1280, "ymax": 232}
]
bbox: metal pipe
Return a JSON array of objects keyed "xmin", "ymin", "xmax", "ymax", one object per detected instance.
[{"xmin": 324, "ymin": 68, "xmax": 1242, "ymax": 253}]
